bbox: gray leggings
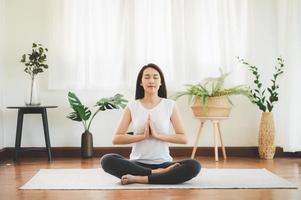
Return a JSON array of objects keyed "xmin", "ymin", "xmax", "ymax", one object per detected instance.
[{"xmin": 100, "ymin": 153, "xmax": 201, "ymax": 184}]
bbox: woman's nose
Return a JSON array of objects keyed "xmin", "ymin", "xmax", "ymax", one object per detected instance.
[{"xmin": 148, "ymin": 78, "xmax": 155, "ymax": 82}]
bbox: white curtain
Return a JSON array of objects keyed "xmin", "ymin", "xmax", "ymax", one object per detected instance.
[
  {"xmin": 48, "ymin": 0, "xmax": 248, "ymax": 90},
  {"xmin": 276, "ymin": 0, "xmax": 301, "ymax": 152},
  {"xmin": 48, "ymin": 0, "xmax": 301, "ymax": 152},
  {"xmin": 49, "ymin": 0, "xmax": 127, "ymax": 90}
]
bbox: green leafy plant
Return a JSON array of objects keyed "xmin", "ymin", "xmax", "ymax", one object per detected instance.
[
  {"xmin": 20, "ymin": 43, "xmax": 49, "ymax": 105},
  {"xmin": 237, "ymin": 57, "xmax": 284, "ymax": 112},
  {"xmin": 172, "ymin": 68, "xmax": 251, "ymax": 105},
  {"xmin": 67, "ymin": 92, "xmax": 128, "ymax": 131},
  {"xmin": 20, "ymin": 43, "xmax": 48, "ymax": 77}
]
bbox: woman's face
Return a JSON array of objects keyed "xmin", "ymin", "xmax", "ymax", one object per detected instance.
[{"xmin": 141, "ymin": 67, "xmax": 161, "ymax": 95}]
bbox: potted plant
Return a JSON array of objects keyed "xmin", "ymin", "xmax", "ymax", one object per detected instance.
[
  {"xmin": 173, "ymin": 69, "xmax": 251, "ymax": 118},
  {"xmin": 238, "ymin": 57, "xmax": 284, "ymax": 159},
  {"xmin": 67, "ymin": 92, "xmax": 128, "ymax": 158},
  {"xmin": 20, "ymin": 43, "xmax": 48, "ymax": 105}
]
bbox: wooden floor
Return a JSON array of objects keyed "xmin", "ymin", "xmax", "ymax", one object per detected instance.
[{"xmin": 0, "ymin": 156, "xmax": 301, "ymax": 200}]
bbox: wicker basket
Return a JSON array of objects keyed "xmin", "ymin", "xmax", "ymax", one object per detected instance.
[{"xmin": 191, "ymin": 96, "xmax": 232, "ymax": 118}]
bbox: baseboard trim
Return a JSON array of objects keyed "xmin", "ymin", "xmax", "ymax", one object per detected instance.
[{"xmin": 1, "ymin": 146, "xmax": 300, "ymax": 161}]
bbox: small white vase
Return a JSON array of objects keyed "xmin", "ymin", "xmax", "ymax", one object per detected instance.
[{"xmin": 25, "ymin": 75, "xmax": 41, "ymax": 106}]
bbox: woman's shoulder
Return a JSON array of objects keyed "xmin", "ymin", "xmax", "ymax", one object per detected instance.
[
  {"xmin": 160, "ymin": 98, "xmax": 176, "ymax": 116},
  {"xmin": 162, "ymin": 98, "xmax": 175, "ymax": 104},
  {"xmin": 161, "ymin": 98, "xmax": 175, "ymax": 108},
  {"xmin": 127, "ymin": 99, "xmax": 140, "ymax": 111}
]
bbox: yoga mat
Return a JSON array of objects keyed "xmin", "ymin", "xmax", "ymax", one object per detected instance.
[{"xmin": 20, "ymin": 168, "xmax": 297, "ymax": 190}]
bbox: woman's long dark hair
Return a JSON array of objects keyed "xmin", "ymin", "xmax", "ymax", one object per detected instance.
[{"xmin": 135, "ymin": 63, "xmax": 167, "ymax": 100}]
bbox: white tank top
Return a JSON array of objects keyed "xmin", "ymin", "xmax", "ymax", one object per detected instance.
[{"xmin": 128, "ymin": 98, "xmax": 175, "ymax": 164}]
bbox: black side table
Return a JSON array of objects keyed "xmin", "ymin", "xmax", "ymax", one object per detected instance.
[{"xmin": 7, "ymin": 106, "xmax": 58, "ymax": 161}]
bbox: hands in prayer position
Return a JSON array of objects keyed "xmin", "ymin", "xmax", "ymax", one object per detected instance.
[{"xmin": 143, "ymin": 114, "xmax": 160, "ymax": 140}]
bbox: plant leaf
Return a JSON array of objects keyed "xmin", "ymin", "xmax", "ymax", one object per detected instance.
[
  {"xmin": 67, "ymin": 92, "xmax": 91, "ymax": 121},
  {"xmin": 73, "ymin": 105, "xmax": 91, "ymax": 121},
  {"xmin": 95, "ymin": 94, "xmax": 128, "ymax": 111},
  {"xmin": 66, "ymin": 112, "xmax": 82, "ymax": 122}
]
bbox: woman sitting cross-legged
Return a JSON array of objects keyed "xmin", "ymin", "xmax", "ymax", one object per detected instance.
[{"xmin": 101, "ymin": 63, "xmax": 201, "ymax": 185}]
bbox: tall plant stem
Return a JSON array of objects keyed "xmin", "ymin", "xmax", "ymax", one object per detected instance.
[
  {"xmin": 82, "ymin": 121, "xmax": 88, "ymax": 131},
  {"xmin": 29, "ymin": 75, "xmax": 34, "ymax": 105},
  {"xmin": 87, "ymin": 109, "xmax": 100, "ymax": 131}
]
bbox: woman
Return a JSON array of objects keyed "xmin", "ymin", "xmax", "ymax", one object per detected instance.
[{"xmin": 101, "ymin": 63, "xmax": 201, "ymax": 184}]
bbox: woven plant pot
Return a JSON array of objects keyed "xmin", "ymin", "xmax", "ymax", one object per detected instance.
[
  {"xmin": 191, "ymin": 96, "xmax": 232, "ymax": 118},
  {"xmin": 258, "ymin": 112, "xmax": 275, "ymax": 159}
]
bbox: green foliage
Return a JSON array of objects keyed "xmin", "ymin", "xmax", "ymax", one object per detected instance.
[
  {"xmin": 237, "ymin": 57, "xmax": 284, "ymax": 112},
  {"xmin": 67, "ymin": 92, "xmax": 128, "ymax": 131},
  {"xmin": 20, "ymin": 43, "xmax": 49, "ymax": 77},
  {"xmin": 172, "ymin": 68, "xmax": 252, "ymax": 105}
]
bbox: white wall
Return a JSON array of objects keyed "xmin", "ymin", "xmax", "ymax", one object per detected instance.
[
  {"xmin": 1, "ymin": 0, "xmax": 283, "ymax": 148},
  {"xmin": 0, "ymin": 0, "xmax": 5, "ymax": 149}
]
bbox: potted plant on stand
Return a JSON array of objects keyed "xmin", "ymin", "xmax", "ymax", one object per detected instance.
[
  {"xmin": 20, "ymin": 43, "xmax": 48, "ymax": 105},
  {"xmin": 238, "ymin": 57, "xmax": 284, "ymax": 159},
  {"xmin": 172, "ymin": 69, "xmax": 252, "ymax": 160},
  {"xmin": 172, "ymin": 69, "xmax": 251, "ymax": 118},
  {"xmin": 67, "ymin": 92, "xmax": 128, "ymax": 158}
]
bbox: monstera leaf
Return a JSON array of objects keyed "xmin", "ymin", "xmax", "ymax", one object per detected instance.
[
  {"xmin": 66, "ymin": 111, "xmax": 82, "ymax": 122},
  {"xmin": 96, "ymin": 94, "xmax": 128, "ymax": 111},
  {"xmin": 67, "ymin": 92, "xmax": 92, "ymax": 121}
]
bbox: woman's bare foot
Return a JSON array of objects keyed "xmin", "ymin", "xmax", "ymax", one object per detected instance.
[
  {"xmin": 120, "ymin": 163, "xmax": 180, "ymax": 184},
  {"xmin": 121, "ymin": 174, "xmax": 148, "ymax": 185},
  {"xmin": 151, "ymin": 163, "xmax": 180, "ymax": 174}
]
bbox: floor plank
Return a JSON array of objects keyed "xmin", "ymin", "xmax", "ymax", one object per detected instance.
[{"xmin": 0, "ymin": 156, "xmax": 300, "ymax": 200}]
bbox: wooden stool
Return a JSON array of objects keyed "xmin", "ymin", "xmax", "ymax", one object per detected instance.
[{"xmin": 191, "ymin": 117, "xmax": 228, "ymax": 161}]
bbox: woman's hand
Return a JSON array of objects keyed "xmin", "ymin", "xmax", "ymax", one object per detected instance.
[
  {"xmin": 143, "ymin": 120, "xmax": 150, "ymax": 139},
  {"xmin": 148, "ymin": 114, "xmax": 160, "ymax": 139},
  {"xmin": 145, "ymin": 105, "xmax": 188, "ymax": 144}
]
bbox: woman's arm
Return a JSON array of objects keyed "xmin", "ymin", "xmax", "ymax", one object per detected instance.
[
  {"xmin": 112, "ymin": 107, "xmax": 149, "ymax": 145},
  {"xmin": 149, "ymin": 104, "xmax": 188, "ymax": 144}
]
